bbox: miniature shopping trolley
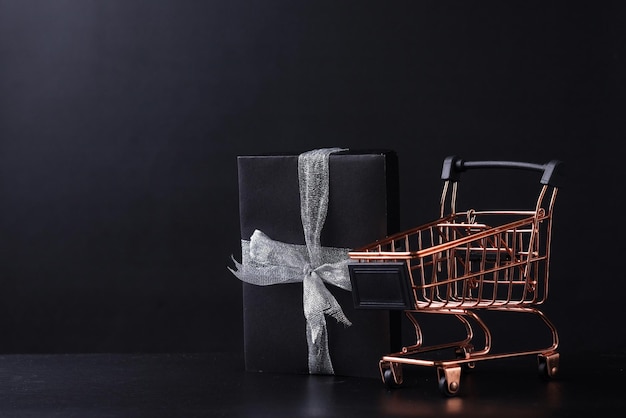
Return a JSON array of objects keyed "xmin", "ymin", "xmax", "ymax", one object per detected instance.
[{"xmin": 348, "ymin": 156, "xmax": 563, "ymax": 397}]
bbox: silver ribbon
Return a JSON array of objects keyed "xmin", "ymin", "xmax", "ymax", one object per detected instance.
[{"xmin": 229, "ymin": 147, "xmax": 352, "ymax": 374}]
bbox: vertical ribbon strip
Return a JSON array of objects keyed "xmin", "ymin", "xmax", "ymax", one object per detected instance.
[{"xmin": 229, "ymin": 147, "xmax": 351, "ymax": 374}]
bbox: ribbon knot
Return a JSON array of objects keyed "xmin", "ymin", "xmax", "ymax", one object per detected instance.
[
  {"xmin": 229, "ymin": 148, "xmax": 351, "ymax": 375},
  {"xmin": 302, "ymin": 264, "xmax": 314, "ymax": 277}
]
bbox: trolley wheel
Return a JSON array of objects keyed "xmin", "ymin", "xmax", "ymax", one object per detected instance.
[
  {"xmin": 538, "ymin": 361, "xmax": 549, "ymax": 379},
  {"xmin": 437, "ymin": 366, "xmax": 462, "ymax": 397},
  {"xmin": 538, "ymin": 353, "xmax": 559, "ymax": 380},
  {"xmin": 380, "ymin": 361, "xmax": 403, "ymax": 388},
  {"xmin": 383, "ymin": 369, "xmax": 396, "ymax": 388},
  {"xmin": 438, "ymin": 375, "xmax": 460, "ymax": 397}
]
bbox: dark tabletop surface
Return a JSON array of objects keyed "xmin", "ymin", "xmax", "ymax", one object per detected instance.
[{"xmin": 0, "ymin": 350, "xmax": 623, "ymax": 418}]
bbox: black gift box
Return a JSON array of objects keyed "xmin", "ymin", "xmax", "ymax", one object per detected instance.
[{"xmin": 233, "ymin": 149, "xmax": 401, "ymax": 378}]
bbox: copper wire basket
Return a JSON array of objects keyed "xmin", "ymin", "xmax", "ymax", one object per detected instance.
[{"xmin": 348, "ymin": 156, "xmax": 563, "ymax": 397}]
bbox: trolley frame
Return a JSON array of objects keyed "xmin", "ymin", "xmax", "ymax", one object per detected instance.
[{"xmin": 348, "ymin": 156, "xmax": 563, "ymax": 397}]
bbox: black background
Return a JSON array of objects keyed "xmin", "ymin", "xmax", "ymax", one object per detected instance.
[{"xmin": 0, "ymin": 0, "xmax": 624, "ymax": 358}]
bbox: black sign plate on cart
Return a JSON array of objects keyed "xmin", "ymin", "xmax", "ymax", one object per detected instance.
[{"xmin": 348, "ymin": 262, "xmax": 414, "ymax": 310}]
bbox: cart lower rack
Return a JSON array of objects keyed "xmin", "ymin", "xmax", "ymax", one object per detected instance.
[{"xmin": 348, "ymin": 156, "xmax": 563, "ymax": 397}]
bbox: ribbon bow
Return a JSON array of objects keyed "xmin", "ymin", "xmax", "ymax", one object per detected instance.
[{"xmin": 229, "ymin": 148, "xmax": 352, "ymax": 374}]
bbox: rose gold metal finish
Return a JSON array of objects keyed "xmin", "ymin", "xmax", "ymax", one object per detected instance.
[{"xmin": 349, "ymin": 169, "xmax": 561, "ymax": 396}]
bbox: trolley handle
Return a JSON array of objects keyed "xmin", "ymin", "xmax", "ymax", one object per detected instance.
[{"xmin": 441, "ymin": 156, "xmax": 563, "ymax": 187}]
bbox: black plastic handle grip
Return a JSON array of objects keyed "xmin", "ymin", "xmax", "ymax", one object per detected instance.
[{"xmin": 441, "ymin": 156, "xmax": 563, "ymax": 187}]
